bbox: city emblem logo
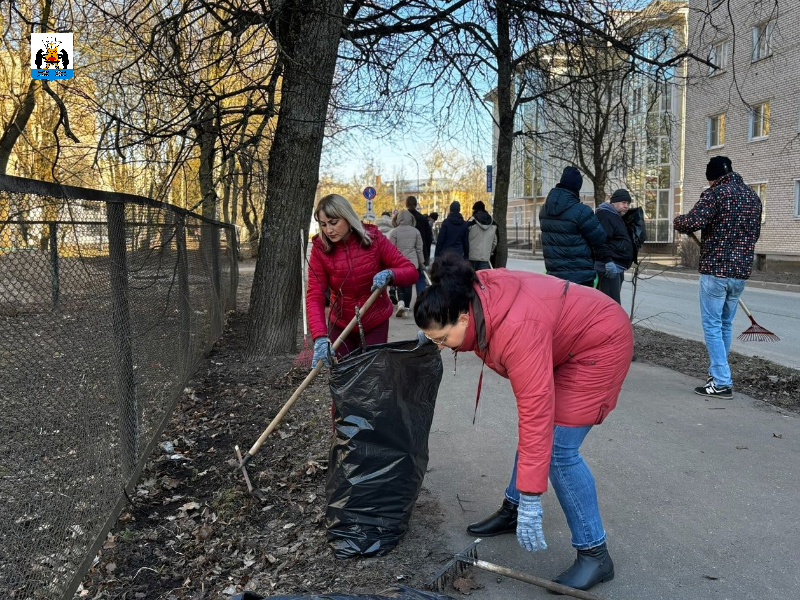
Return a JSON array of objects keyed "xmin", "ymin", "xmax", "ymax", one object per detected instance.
[{"xmin": 31, "ymin": 33, "xmax": 73, "ymax": 80}]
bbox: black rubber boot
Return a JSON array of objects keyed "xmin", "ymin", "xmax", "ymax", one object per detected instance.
[
  {"xmin": 550, "ymin": 542, "xmax": 614, "ymax": 593},
  {"xmin": 466, "ymin": 499, "xmax": 518, "ymax": 537}
]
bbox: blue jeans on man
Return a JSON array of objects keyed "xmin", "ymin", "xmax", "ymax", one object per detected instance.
[
  {"xmin": 504, "ymin": 425, "xmax": 605, "ymax": 549},
  {"xmin": 699, "ymin": 274, "xmax": 745, "ymax": 387}
]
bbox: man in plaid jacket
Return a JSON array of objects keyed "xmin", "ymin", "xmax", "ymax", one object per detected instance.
[{"xmin": 673, "ymin": 156, "xmax": 762, "ymax": 398}]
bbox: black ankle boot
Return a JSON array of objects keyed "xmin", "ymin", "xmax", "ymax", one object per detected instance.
[
  {"xmin": 466, "ymin": 499, "xmax": 518, "ymax": 537},
  {"xmin": 551, "ymin": 542, "xmax": 614, "ymax": 593}
]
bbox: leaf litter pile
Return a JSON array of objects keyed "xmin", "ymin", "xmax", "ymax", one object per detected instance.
[{"xmin": 77, "ymin": 292, "xmax": 452, "ymax": 599}]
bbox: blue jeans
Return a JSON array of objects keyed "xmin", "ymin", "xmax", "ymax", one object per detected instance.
[
  {"xmin": 699, "ymin": 274, "xmax": 745, "ymax": 387},
  {"xmin": 416, "ymin": 268, "xmax": 427, "ymax": 296},
  {"xmin": 504, "ymin": 425, "xmax": 606, "ymax": 549}
]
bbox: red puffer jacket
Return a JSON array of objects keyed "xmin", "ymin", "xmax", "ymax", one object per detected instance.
[
  {"xmin": 307, "ymin": 224, "xmax": 418, "ymax": 340},
  {"xmin": 459, "ymin": 269, "xmax": 633, "ymax": 494}
]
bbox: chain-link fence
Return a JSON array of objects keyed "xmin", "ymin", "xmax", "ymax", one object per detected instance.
[{"xmin": 0, "ymin": 175, "xmax": 238, "ymax": 599}]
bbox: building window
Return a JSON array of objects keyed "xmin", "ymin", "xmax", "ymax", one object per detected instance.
[
  {"xmin": 749, "ymin": 102, "xmax": 770, "ymax": 140},
  {"xmin": 749, "ymin": 182, "xmax": 767, "ymax": 223},
  {"xmin": 707, "ymin": 114, "xmax": 725, "ymax": 148},
  {"xmin": 794, "ymin": 180, "xmax": 800, "ymax": 218},
  {"xmin": 708, "ymin": 40, "xmax": 729, "ymax": 74},
  {"xmin": 752, "ymin": 21, "xmax": 774, "ymax": 62}
]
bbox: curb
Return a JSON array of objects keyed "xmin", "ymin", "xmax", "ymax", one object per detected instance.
[{"xmin": 640, "ymin": 268, "xmax": 800, "ymax": 294}]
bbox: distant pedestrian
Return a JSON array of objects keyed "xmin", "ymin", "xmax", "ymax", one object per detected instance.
[
  {"xmin": 307, "ymin": 194, "xmax": 417, "ymax": 367},
  {"xmin": 428, "ymin": 212, "xmax": 439, "ymax": 238},
  {"xmin": 434, "ymin": 201, "xmax": 469, "ymax": 259},
  {"xmin": 539, "ymin": 166, "xmax": 606, "ymax": 286},
  {"xmin": 376, "ymin": 211, "xmax": 394, "ymax": 236},
  {"xmin": 388, "ymin": 210, "xmax": 424, "ymax": 317},
  {"xmin": 405, "ymin": 195, "xmax": 433, "ymax": 295},
  {"xmin": 467, "ymin": 201, "xmax": 497, "ymax": 271},
  {"xmin": 594, "ymin": 190, "xmax": 634, "ymax": 304},
  {"xmin": 673, "ymin": 156, "xmax": 762, "ymax": 398}
]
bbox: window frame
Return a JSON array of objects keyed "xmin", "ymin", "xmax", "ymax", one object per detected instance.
[
  {"xmin": 749, "ymin": 101, "xmax": 770, "ymax": 141},
  {"xmin": 708, "ymin": 39, "xmax": 729, "ymax": 75},
  {"xmin": 748, "ymin": 181, "xmax": 767, "ymax": 224},
  {"xmin": 752, "ymin": 20, "xmax": 775, "ymax": 62},
  {"xmin": 707, "ymin": 113, "xmax": 725, "ymax": 149}
]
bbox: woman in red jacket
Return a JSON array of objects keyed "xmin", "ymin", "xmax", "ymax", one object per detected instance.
[
  {"xmin": 414, "ymin": 255, "xmax": 633, "ymax": 593},
  {"xmin": 307, "ymin": 194, "xmax": 418, "ymax": 367}
]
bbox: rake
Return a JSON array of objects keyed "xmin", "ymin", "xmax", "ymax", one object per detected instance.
[
  {"xmin": 687, "ymin": 232, "xmax": 779, "ymax": 342},
  {"xmin": 235, "ymin": 285, "xmax": 386, "ymax": 494},
  {"xmin": 429, "ymin": 539, "xmax": 613, "ymax": 600},
  {"xmin": 293, "ymin": 230, "xmax": 314, "ymax": 367}
]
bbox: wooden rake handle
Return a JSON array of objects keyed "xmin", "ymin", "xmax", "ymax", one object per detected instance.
[
  {"xmin": 686, "ymin": 232, "xmax": 752, "ymax": 317},
  {"xmin": 242, "ymin": 285, "xmax": 386, "ymax": 463}
]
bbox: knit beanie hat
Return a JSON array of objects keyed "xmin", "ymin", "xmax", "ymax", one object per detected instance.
[
  {"xmin": 706, "ymin": 156, "xmax": 732, "ymax": 181},
  {"xmin": 610, "ymin": 189, "xmax": 632, "ymax": 203},
  {"xmin": 559, "ymin": 166, "xmax": 583, "ymax": 193},
  {"xmin": 450, "ymin": 201, "xmax": 461, "ymax": 213}
]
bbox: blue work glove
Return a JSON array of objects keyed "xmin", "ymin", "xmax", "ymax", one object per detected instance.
[
  {"xmin": 604, "ymin": 261, "xmax": 618, "ymax": 277},
  {"xmin": 371, "ymin": 269, "xmax": 394, "ymax": 291},
  {"xmin": 311, "ymin": 337, "xmax": 332, "ymax": 369},
  {"xmin": 516, "ymin": 494, "xmax": 547, "ymax": 552},
  {"xmin": 416, "ymin": 330, "xmax": 431, "ymax": 347}
]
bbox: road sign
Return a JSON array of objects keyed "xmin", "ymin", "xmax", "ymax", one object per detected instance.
[
  {"xmin": 486, "ymin": 165, "xmax": 493, "ymax": 193},
  {"xmin": 366, "ymin": 198, "xmax": 373, "ymax": 213},
  {"xmin": 363, "ymin": 186, "xmax": 377, "ymax": 200}
]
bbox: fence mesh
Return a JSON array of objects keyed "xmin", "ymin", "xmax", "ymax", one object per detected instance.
[{"xmin": 0, "ymin": 175, "xmax": 237, "ymax": 599}]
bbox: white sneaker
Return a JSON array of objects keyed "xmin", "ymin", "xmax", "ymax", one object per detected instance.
[{"xmin": 395, "ymin": 301, "xmax": 406, "ymax": 317}]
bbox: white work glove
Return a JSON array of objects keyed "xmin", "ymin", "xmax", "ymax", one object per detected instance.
[{"xmin": 516, "ymin": 493, "xmax": 547, "ymax": 552}]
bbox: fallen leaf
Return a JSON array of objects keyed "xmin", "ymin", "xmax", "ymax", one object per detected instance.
[
  {"xmin": 735, "ymin": 446, "xmax": 748, "ymax": 450},
  {"xmin": 106, "ymin": 562, "xmax": 116, "ymax": 573},
  {"xmin": 773, "ymin": 433, "xmax": 783, "ymax": 439},
  {"xmin": 703, "ymin": 574, "xmax": 719, "ymax": 580}
]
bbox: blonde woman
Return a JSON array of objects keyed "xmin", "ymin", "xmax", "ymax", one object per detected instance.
[{"xmin": 307, "ymin": 194, "xmax": 418, "ymax": 367}]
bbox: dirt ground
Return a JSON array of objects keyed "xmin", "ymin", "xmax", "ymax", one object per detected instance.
[{"xmin": 76, "ymin": 271, "xmax": 799, "ymax": 600}]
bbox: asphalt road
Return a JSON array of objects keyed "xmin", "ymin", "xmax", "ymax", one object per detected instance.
[{"xmin": 503, "ymin": 257, "xmax": 799, "ymax": 370}]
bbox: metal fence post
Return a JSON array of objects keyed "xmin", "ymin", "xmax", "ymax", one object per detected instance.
[
  {"xmin": 209, "ymin": 223, "xmax": 222, "ymax": 332},
  {"xmin": 106, "ymin": 201, "xmax": 139, "ymax": 479},
  {"xmin": 176, "ymin": 215, "xmax": 192, "ymax": 378},
  {"xmin": 48, "ymin": 222, "xmax": 59, "ymax": 308},
  {"xmin": 226, "ymin": 225, "xmax": 238, "ymax": 312}
]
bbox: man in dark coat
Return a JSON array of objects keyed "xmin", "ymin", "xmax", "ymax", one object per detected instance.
[
  {"xmin": 435, "ymin": 201, "xmax": 469, "ymax": 259},
  {"xmin": 539, "ymin": 166, "xmax": 607, "ymax": 285},
  {"xmin": 594, "ymin": 189, "xmax": 634, "ymax": 304}
]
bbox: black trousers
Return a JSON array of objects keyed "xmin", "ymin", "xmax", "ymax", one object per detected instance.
[{"xmin": 597, "ymin": 272, "xmax": 623, "ymax": 304}]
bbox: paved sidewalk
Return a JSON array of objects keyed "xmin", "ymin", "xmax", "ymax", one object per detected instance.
[{"xmin": 387, "ymin": 311, "xmax": 800, "ymax": 600}]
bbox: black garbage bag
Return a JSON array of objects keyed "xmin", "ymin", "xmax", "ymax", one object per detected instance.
[
  {"xmin": 229, "ymin": 585, "xmax": 455, "ymax": 600},
  {"xmin": 326, "ymin": 340, "xmax": 443, "ymax": 559}
]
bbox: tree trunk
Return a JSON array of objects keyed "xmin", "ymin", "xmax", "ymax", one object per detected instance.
[
  {"xmin": 490, "ymin": 0, "xmax": 513, "ymax": 268},
  {"xmin": 245, "ymin": 0, "xmax": 344, "ymax": 359},
  {"xmin": 0, "ymin": 0, "xmax": 52, "ymax": 175}
]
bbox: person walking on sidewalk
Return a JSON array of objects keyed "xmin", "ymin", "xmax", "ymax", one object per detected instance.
[
  {"xmin": 414, "ymin": 255, "xmax": 633, "ymax": 592},
  {"xmin": 376, "ymin": 211, "xmax": 394, "ymax": 236},
  {"xmin": 388, "ymin": 209, "xmax": 424, "ymax": 317},
  {"xmin": 540, "ymin": 166, "xmax": 607, "ymax": 286},
  {"xmin": 405, "ymin": 195, "xmax": 433, "ymax": 295},
  {"xmin": 467, "ymin": 201, "xmax": 497, "ymax": 271},
  {"xmin": 434, "ymin": 201, "xmax": 469, "ymax": 259},
  {"xmin": 594, "ymin": 189, "xmax": 634, "ymax": 304},
  {"xmin": 673, "ymin": 156, "xmax": 762, "ymax": 398},
  {"xmin": 307, "ymin": 194, "xmax": 418, "ymax": 367}
]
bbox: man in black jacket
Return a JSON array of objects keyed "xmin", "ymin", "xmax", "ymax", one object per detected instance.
[
  {"xmin": 405, "ymin": 195, "xmax": 433, "ymax": 295},
  {"xmin": 594, "ymin": 189, "xmax": 634, "ymax": 303},
  {"xmin": 540, "ymin": 166, "xmax": 606, "ymax": 285},
  {"xmin": 435, "ymin": 201, "xmax": 469, "ymax": 259}
]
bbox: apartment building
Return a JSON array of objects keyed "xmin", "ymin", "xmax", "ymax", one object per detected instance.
[{"xmin": 684, "ymin": 0, "xmax": 800, "ymax": 266}]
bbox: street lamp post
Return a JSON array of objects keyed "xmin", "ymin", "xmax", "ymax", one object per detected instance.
[{"xmin": 405, "ymin": 153, "xmax": 420, "ymax": 209}]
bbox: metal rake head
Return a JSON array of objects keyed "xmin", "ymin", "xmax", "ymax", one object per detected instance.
[
  {"xmin": 428, "ymin": 539, "xmax": 481, "ymax": 592},
  {"xmin": 737, "ymin": 324, "xmax": 780, "ymax": 343}
]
